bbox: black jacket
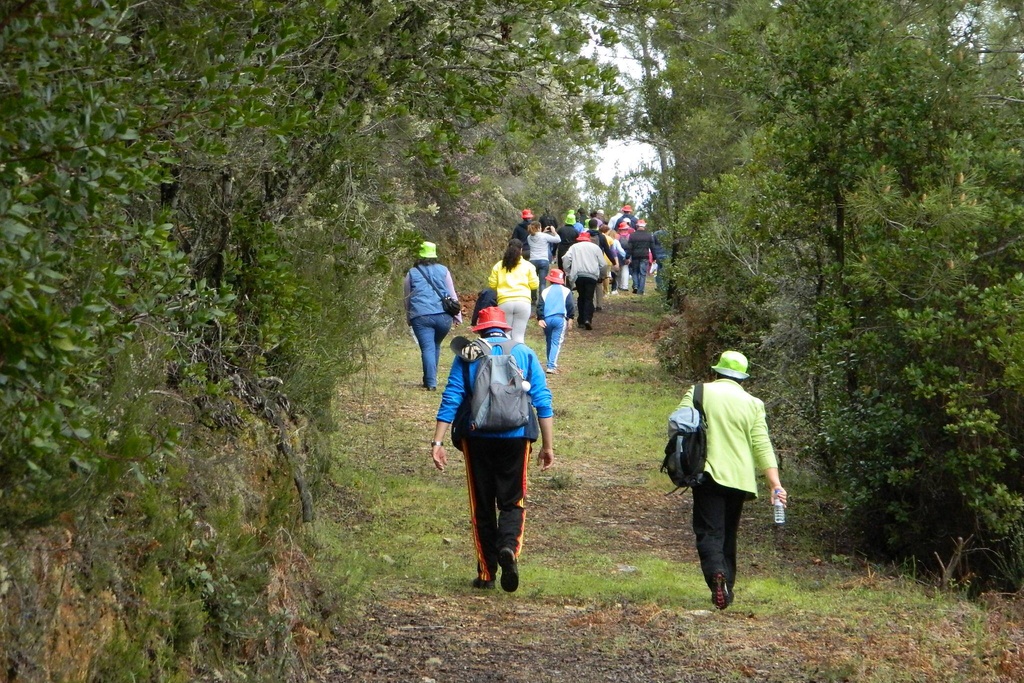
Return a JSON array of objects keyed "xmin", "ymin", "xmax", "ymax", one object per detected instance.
[
  {"xmin": 556, "ymin": 224, "xmax": 579, "ymax": 264},
  {"xmin": 511, "ymin": 220, "xmax": 531, "ymax": 258},
  {"xmin": 471, "ymin": 288, "xmax": 499, "ymax": 326},
  {"xmin": 626, "ymin": 230, "xmax": 655, "ymax": 261}
]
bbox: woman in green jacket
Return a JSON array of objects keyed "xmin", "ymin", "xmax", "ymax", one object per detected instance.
[{"xmin": 676, "ymin": 350, "xmax": 787, "ymax": 609}]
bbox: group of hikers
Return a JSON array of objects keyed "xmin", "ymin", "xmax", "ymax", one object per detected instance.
[
  {"xmin": 404, "ymin": 211, "xmax": 787, "ymax": 610},
  {"xmin": 403, "ymin": 204, "xmax": 670, "ymax": 389}
]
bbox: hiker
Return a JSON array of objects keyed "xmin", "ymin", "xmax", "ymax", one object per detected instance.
[
  {"xmin": 652, "ymin": 225, "xmax": 670, "ymax": 292},
  {"xmin": 429, "ymin": 306, "xmax": 555, "ymax": 592},
  {"xmin": 626, "ymin": 219, "xmax": 655, "ymax": 294},
  {"xmin": 511, "ymin": 209, "xmax": 533, "ymax": 259},
  {"xmin": 561, "ymin": 230, "xmax": 605, "ymax": 330},
  {"xmin": 611, "ymin": 203, "xmax": 638, "ymax": 232},
  {"xmin": 614, "ymin": 220, "xmax": 634, "ymax": 292},
  {"xmin": 575, "ymin": 207, "xmax": 588, "ymax": 230},
  {"xmin": 470, "ymin": 288, "xmax": 498, "ymax": 326},
  {"xmin": 538, "ymin": 208, "xmax": 558, "ymax": 231},
  {"xmin": 404, "ymin": 241, "xmax": 462, "ymax": 391},
  {"xmin": 607, "ymin": 226, "xmax": 627, "ymax": 297},
  {"xmin": 526, "ymin": 221, "xmax": 562, "ymax": 294},
  {"xmin": 536, "ymin": 268, "xmax": 575, "ymax": 374},
  {"xmin": 487, "ymin": 238, "xmax": 539, "ymax": 344},
  {"xmin": 593, "ymin": 221, "xmax": 618, "ymax": 310},
  {"xmin": 557, "ymin": 211, "xmax": 581, "ymax": 270},
  {"xmin": 675, "ymin": 350, "xmax": 786, "ymax": 610}
]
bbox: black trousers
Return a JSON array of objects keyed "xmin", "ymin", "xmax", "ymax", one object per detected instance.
[
  {"xmin": 574, "ymin": 276, "xmax": 598, "ymax": 326},
  {"xmin": 461, "ymin": 437, "xmax": 531, "ymax": 582},
  {"xmin": 691, "ymin": 477, "xmax": 748, "ymax": 593}
]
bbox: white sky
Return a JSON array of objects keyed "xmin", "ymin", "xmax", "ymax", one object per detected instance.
[{"xmin": 586, "ymin": 35, "xmax": 660, "ymax": 203}]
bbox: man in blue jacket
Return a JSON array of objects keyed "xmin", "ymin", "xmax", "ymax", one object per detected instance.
[{"xmin": 430, "ymin": 307, "xmax": 555, "ymax": 593}]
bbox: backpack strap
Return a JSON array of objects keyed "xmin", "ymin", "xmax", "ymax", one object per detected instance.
[{"xmin": 693, "ymin": 383, "xmax": 705, "ymax": 420}]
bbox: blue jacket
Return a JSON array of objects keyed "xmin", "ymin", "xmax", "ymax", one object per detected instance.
[
  {"xmin": 437, "ymin": 334, "xmax": 553, "ymax": 440},
  {"xmin": 404, "ymin": 263, "xmax": 461, "ymax": 324},
  {"xmin": 537, "ymin": 284, "xmax": 575, "ymax": 321}
]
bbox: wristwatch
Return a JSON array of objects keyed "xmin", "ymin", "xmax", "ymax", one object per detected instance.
[{"xmin": 430, "ymin": 441, "xmax": 443, "ymax": 447}]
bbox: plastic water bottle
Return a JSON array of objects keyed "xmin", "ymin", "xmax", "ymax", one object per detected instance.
[{"xmin": 773, "ymin": 489, "xmax": 786, "ymax": 525}]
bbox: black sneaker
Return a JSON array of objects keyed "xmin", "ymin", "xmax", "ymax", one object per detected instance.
[
  {"xmin": 712, "ymin": 573, "xmax": 730, "ymax": 610},
  {"xmin": 472, "ymin": 578, "xmax": 495, "ymax": 590},
  {"xmin": 583, "ymin": 321, "xmax": 592, "ymax": 330},
  {"xmin": 498, "ymin": 547, "xmax": 519, "ymax": 593}
]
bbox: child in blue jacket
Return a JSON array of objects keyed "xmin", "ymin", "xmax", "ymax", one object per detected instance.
[{"xmin": 536, "ymin": 269, "xmax": 575, "ymax": 374}]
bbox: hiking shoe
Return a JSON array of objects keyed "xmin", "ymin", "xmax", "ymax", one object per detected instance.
[
  {"xmin": 583, "ymin": 321, "xmax": 592, "ymax": 330},
  {"xmin": 712, "ymin": 573, "xmax": 730, "ymax": 610},
  {"xmin": 472, "ymin": 578, "xmax": 495, "ymax": 590},
  {"xmin": 498, "ymin": 547, "xmax": 519, "ymax": 593}
]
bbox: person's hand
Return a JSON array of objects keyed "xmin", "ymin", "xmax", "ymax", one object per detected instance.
[
  {"xmin": 431, "ymin": 443, "xmax": 448, "ymax": 472},
  {"xmin": 538, "ymin": 319, "xmax": 547, "ymax": 329},
  {"xmin": 771, "ymin": 486, "xmax": 787, "ymax": 507},
  {"xmin": 537, "ymin": 446, "xmax": 554, "ymax": 471}
]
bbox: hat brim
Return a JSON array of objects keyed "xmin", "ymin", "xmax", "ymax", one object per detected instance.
[
  {"xmin": 471, "ymin": 321, "xmax": 513, "ymax": 332},
  {"xmin": 545, "ymin": 276, "xmax": 564, "ymax": 284},
  {"xmin": 449, "ymin": 336, "xmax": 472, "ymax": 355},
  {"xmin": 711, "ymin": 365, "xmax": 749, "ymax": 380}
]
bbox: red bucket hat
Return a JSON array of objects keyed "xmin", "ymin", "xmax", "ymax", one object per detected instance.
[
  {"xmin": 621, "ymin": 204, "xmax": 632, "ymax": 212},
  {"xmin": 546, "ymin": 269, "xmax": 565, "ymax": 285},
  {"xmin": 521, "ymin": 209, "xmax": 534, "ymax": 219},
  {"xmin": 576, "ymin": 231, "xmax": 593, "ymax": 242},
  {"xmin": 471, "ymin": 306, "xmax": 513, "ymax": 332},
  {"xmin": 636, "ymin": 219, "xmax": 647, "ymax": 227}
]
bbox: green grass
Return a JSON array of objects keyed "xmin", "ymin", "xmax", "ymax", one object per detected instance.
[{"xmin": 309, "ymin": 291, "xmax": 1021, "ymax": 681}]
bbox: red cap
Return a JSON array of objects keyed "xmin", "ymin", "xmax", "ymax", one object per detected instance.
[
  {"xmin": 621, "ymin": 205, "xmax": 632, "ymax": 212},
  {"xmin": 471, "ymin": 306, "xmax": 513, "ymax": 332},
  {"xmin": 636, "ymin": 219, "xmax": 647, "ymax": 227},
  {"xmin": 546, "ymin": 269, "xmax": 565, "ymax": 285},
  {"xmin": 521, "ymin": 209, "xmax": 534, "ymax": 219},
  {"xmin": 576, "ymin": 232, "xmax": 593, "ymax": 242}
]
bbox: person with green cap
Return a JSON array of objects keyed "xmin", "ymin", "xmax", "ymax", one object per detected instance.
[
  {"xmin": 556, "ymin": 210, "xmax": 580, "ymax": 271},
  {"xmin": 674, "ymin": 350, "xmax": 787, "ymax": 609},
  {"xmin": 404, "ymin": 241, "xmax": 462, "ymax": 391}
]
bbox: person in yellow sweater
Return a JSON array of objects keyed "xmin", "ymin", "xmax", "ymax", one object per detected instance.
[
  {"xmin": 675, "ymin": 350, "xmax": 787, "ymax": 610},
  {"xmin": 488, "ymin": 238, "xmax": 539, "ymax": 344}
]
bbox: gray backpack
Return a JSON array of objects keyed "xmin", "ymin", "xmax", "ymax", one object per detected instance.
[{"xmin": 468, "ymin": 339, "xmax": 530, "ymax": 432}]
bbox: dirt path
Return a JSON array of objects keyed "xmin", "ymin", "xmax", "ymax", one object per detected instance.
[{"xmin": 315, "ymin": 293, "xmax": 1017, "ymax": 683}]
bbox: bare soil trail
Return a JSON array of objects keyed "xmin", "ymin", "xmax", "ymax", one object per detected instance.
[{"xmin": 316, "ymin": 293, "xmax": 1021, "ymax": 683}]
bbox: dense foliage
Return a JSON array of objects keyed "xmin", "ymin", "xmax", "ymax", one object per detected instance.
[
  {"xmin": 0, "ymin": 0, "xmax": 616, "ymax": 678},
  {"xmin": 633, "ymin": 0, "xmax": 1024, "ymax": 589}
]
